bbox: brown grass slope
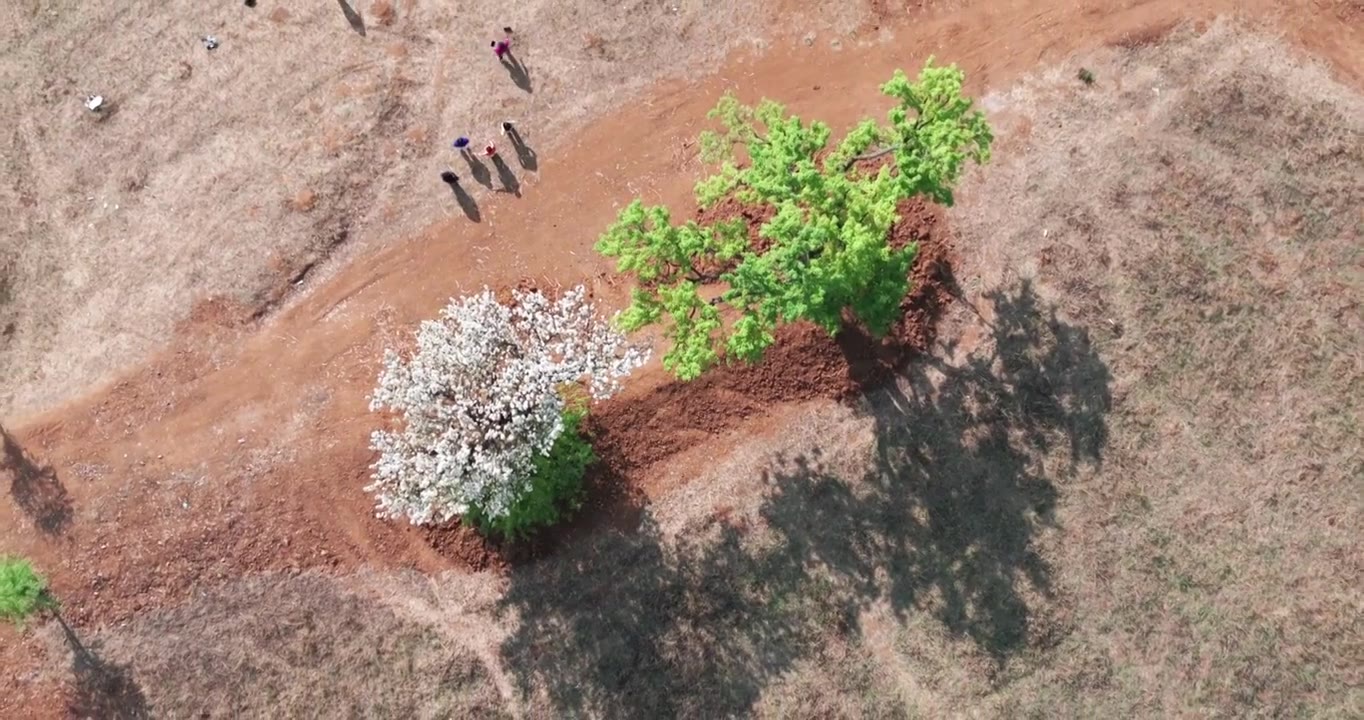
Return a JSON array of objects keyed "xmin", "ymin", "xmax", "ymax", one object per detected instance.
[
  {"xmin": 65, "ymin": 573, "xmax": 507, "ymax": 718},
  {"xmin": 938, "ymin": 21, "xmax": 1364, "ymax": 716}
]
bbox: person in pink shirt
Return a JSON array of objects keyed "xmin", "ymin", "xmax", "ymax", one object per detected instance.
[
  {"xmin": 491, "ymin": 27, "xmax": 513, "ymax": 60},
  {"xmin": 492, "ymin": 27, "xmax": 530, "ymax": 92}
]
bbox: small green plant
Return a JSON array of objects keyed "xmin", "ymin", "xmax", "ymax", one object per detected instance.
[
  {"xmin": 1078, "ymin": 67, "xmax": 1096, "ymax": 85},
  {"xmin": 598, "ymin": 60, "xmax": 993, "ymax": 380},
  {"xmin": 0, "ymin": 556, "xmax": 57, "ymax": 626},
  {"xmin": 464, "ymin": 407, "xmax": 594, "ymax": 539}
]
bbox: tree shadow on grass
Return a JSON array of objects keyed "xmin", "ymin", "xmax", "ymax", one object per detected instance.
[
  {"xmin": 760, "ymin": 280, "xmax": 1111, "ymax": 659},
  {"xmin": 1, "ymin": 424, "xmax": 72, "ymax": 535},
  {"xmin": 53, "ymin": 617, "xmax": 150, "ymax": 719},
  {"xmin": 496, "ymin": 280, "xmax": 1112, "ymax": 716},
  {"xmin": 69, "ymin": 647, "xmax": 151, "ymax": 719}
]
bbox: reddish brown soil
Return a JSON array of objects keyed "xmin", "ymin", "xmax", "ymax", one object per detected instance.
[
  {"xmin": 696, "ymin": 195, "xmax": 780, "ymax": 255},
  {"xmin": 4, "ymin": 2, "xmax": 1364, "ymax": 716}
]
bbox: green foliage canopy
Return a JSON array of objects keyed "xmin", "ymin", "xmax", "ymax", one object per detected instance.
[
  {"xmin": 0, "ymin": 557, "xmax": 56, "ymax": 626},
  {"xmin": 597, "ymin": 60, "xmax": 993, "ymax": 380}
]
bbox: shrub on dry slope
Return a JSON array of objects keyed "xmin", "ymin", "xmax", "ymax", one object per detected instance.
[
  {"xmin": 0, "ymin": 556, "xmax": 54, "ymax": 626},
  {"xmin": 368, "ymin": 286, "xmax": 647, "ymax": 536}
]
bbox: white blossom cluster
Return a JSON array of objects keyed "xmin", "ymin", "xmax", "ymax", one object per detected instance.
[{"xmin": 368, "ymin": 285, "xmax": 649, "ymax": 526}]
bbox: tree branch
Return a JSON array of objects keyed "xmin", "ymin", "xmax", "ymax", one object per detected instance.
[{"xmin": 842, "ymin": 144, "xmax": 897, "ymax": 171}]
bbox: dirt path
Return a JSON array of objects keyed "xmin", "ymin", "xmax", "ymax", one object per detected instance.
[{"xmin": 2, "ymin": 1, "xmax": 1361, "ymax": 700}]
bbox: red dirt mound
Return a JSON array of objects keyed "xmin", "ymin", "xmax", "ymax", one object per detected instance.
[
  {"xmin": 696, "ymin": 195, "xmax": 779, "ymax": 254},
  {"xmin": 587, "ymin": 197, "xmax": 952, "ymax": 477}
]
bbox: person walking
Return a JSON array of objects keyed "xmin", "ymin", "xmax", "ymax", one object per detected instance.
[
  {"xmin": 493, "ymin": 26, "xmax": 516, "ymax": 59},
  {"xmin": 454, "ymin": 136, "xmax": 474, "ymax": 163},
  {"xmin": 500, "ymin": 121, "xmax": 515, "ymax": 136},
  {"xmin": 483, "ymin": 142, "xmax": 498, "ymax": 158},
  {"xmin": 440, "ymin": 170, "xmax": 459, "ymax": 186}
]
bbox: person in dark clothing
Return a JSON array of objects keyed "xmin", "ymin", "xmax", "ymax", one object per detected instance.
[{"xmin": 440, "ymin": 170, "xmax": 459, "ymax": 186}]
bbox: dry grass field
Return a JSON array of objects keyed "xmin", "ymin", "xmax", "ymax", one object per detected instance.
[{"xmin": 25, "ymin": 21, "xmax": 1359, "ymax": 717}]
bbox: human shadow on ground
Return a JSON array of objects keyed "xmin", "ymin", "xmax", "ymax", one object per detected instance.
[
  {"xmin": 491, "ymin": 155, "xmax": 521, "ymax": 197},
  {"xmin": 447, "ymin": 182, "xmax": 481, "ymax": 222},
  {"xmin": 506, "ymin": 126, "xmax": 538, "ymax": 172},
  {"xmin": 1, "ymin": 424, "xmax": 72, "ymax": 535},
  {"xmin": 496, "ymin": 280, "xmax": 1113, "ymax": 717},
  {"xmin": 500, "ymin": 52, "xmax": 532, "ymax": 93},
  {"xmin": 54, "ymin": 617, "xmax": 150, "ymax": 719},
  {"xmin": 461, "ymin": 149, "xmax": 493, "ymax": 189},
  {"xmin": 337, "ymin": 0, "xmax": 366, "ymax": 36}
]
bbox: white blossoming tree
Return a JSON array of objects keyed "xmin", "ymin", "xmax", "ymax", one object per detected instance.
[{"xmin": 368, "ymin": 285, "xmax": 648, "ymax": 534}]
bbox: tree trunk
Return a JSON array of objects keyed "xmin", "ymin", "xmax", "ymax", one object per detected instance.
[{"xmin": 842, "ymin": 145, "xmax": 897, "ymax": 172}]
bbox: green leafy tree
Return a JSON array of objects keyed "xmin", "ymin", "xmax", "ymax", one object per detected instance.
[
  {"xmin": 597, "ymin": 60, "xmax": 993, "ymax": 380},
  {"xmin": 464, "ymin": 407, "xmax": 595, "ymax": 539}
]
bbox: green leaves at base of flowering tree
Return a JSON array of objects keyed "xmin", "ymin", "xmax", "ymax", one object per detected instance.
[
  {"xmin": 597, "ymin": 59, "xmax": 992, "ymax": 381},
  {"xmin": 464, "ymin": 408, "xmax": 595, "ymax": 540}
]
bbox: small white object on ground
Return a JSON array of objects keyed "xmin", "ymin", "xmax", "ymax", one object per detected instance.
[{"xmin": 84, "ymin": 94, "xmax": 104, "ymax": 111}]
